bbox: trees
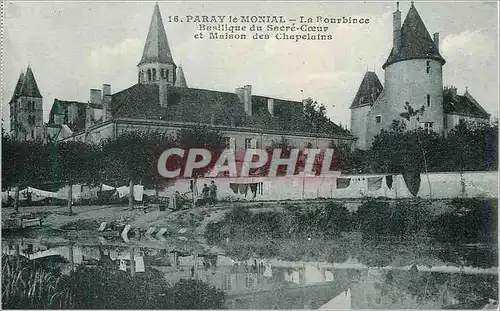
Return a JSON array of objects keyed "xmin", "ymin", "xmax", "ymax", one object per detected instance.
[
  {"xmin": 175, "ymin": 125, "xmax": 227, "ymax": 177},
  {"xmin": 1, "ymin": 135, "xmax": 52, "ymax": 212},
  {"xmin": 368, "ymin": 121, "xmax": 497, "ymax": 174},
  {"xmin": 101, "ymin": 131, "xmax": 174, "ymax": 209},
  {"xmin": 55, "ymin": 141, "xmax": 99, "ymax": 213}
]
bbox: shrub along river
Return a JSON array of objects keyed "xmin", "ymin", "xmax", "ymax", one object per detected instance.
[{"xmin": 1, "ymin": 198, "xmax": 498, "ymax": 309}]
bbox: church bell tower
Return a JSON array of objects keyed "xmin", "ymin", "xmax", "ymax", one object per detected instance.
[{"xmin": 137, "ymin": 3, "xmax": 177, "ymax": 86}]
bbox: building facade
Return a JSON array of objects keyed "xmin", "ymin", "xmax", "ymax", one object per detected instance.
[
  {"xmin": 42, "ymin": 3, "xmax": 354, "ymax": 149},
  {"xmin": 350, "ymin": 2, "xmax": 490, "ymax": 150}
]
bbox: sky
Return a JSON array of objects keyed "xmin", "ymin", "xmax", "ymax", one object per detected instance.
[{"xmin": 2, "ymin": 1, "xmax": 499, "ymax": 132}]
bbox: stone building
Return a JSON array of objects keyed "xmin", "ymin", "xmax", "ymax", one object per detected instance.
[
  {"xmin": 8, "ymin": 66, "xmax": 44, "ymax": 141},
  {"xmin": 350, "ymin": 2, "xmax": 490, "ymax": 150},
  {"xmin": 45, "ymin": 3, "xmax": 354, "ymax": 149}
]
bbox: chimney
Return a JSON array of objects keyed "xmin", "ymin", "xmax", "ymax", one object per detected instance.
[
  {"xmin": 433, "ymin": 32, "xmax": 440, "ymax": 52},
  {"xmin": 267, "ymin": 98, "xmax": 274, "ymax": 116},
  {"xmin": 159, "ymin": 76, "xmax": 168, "ymax": 108},
  {"xmin": 243, "ymin": 85, "xmax": 252, "ymax": 116},
  {"xmin": 102, "ymin": 84, "xmax": 111, "ymax": 122},
  {"xmin": 90, "ymin": 89, "xmax": 102, "ymax": 106},
  {"xmin": 393, "ymin": 2, "xmax": 401, "ymax": 56},
  {"xmin": 102, "ymin": 84, "xmax": 111, "ymax": 97},
  {"xmin": 235, "ymin": 87, "xmax": 245, "ymax": 103}
]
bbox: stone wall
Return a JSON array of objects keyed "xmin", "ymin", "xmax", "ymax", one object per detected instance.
[{"xmin": 162, "ymin": 171, "xmax": 498, "ymax": 201}]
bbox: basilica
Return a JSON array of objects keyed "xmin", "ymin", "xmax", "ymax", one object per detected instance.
[{"xmin": 9, "ymin": 3, "xmax": 353, "ymax": 151}]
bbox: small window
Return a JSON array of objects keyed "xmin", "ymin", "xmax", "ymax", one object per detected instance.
[
  {"xmin": 166, "ymin": 69, "xmax": 170, "ymax": 82},
  {"xmin": 160, "ymin": 68, "xmax": 165, "ymax": 78},
  {"xmin": 443, "ymin": 117, "xmax": 448, "ymax": 129},
  {"xmin": 245, "ymin": 138, "xmax": 252, "ymax": 149},
  {"xmin": 426, "ymin": 94, "xmax": 431, "ymax": 107},
  {"xmin": 424, "ymin": 122, "xmax": 433, "ymax": 133},
  {"xmin": 426, "ymin": 60, "xmax": 431, "ymax": 74},
  {"xmin": 375, "ymin": 115, "xmax": 381, "ymax": 124},
  {"xmin": 256, "ymin": 139, "xmax": 261, "ymax": 149},
  {"xmin": 31, "ymin": 129, "xmax": 35, "ymax": 139},
  {"xmin": 152, "ymin": 68, "xmax": 157, "ymax": 81}
]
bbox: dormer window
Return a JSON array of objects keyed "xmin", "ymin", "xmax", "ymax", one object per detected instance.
[{"xmin": 426, "ymin": 60, "xmax": 431, "ymax": 74}]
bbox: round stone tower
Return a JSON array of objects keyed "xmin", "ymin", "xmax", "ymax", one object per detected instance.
[{"xmin": 382, "ymin": 2, "xmax": 446, "ymax": 133}]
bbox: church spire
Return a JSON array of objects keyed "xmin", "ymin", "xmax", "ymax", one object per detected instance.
[
  {"xmin": 137, "ymin": 3, "xmax": 177, "ymax": 85},
  {"xmin": 10, "ymin": 72, "xmax": 25, "ymax": 103},
  {"xmin": 20, "ymin": 66, "xmax": 43, "ymax": 98},
  {"xmin": 138, "ymin": 3, "xmax": 174, "ymax": 66},
  {"xmin": 174, "ymin": 66, "xmax": 188, "ymax": 88}
]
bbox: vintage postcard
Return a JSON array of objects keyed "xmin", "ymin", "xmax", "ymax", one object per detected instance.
[{"xmin": 1, "ymin": 1, "xmax": 498, "ymax": 309}]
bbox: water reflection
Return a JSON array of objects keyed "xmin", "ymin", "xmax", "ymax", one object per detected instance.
[{"xmin": 2, "ymin": 238, "xmax": 498, "ymax": 309}]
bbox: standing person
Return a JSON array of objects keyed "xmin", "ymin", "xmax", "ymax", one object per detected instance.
[
  {"xmin": 209, "ymin": 180, "xmax": 217, "ymax": 207},
  {"xmin": 202, "ymin": 184, "xmax": 209, "ymax": 206}
]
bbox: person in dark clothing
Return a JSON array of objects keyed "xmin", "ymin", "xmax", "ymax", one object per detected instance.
[
  {"xmin": 201, "ymin": 184, "xmax": 209, "ymax": 206},
  {"xmin": 209, "ymin": 180, "xmax": 217, "ymax": 206}
]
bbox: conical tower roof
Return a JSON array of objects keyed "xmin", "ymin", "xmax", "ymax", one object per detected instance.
[
  {"xmin": 350, "ymin": 71, "xmax": 383, "ymax": 109},
  {"xmin": 10, "ymin": 72, "xmax": 25, "ymax": 103},
  {"xmin": 383, "ymin": 3, "xmax": 445, "ymax": 69},
  {"xmin": 138, "ymin": 3, "xmax": 174, "ymax": 66},
  {"xmin": 19, "ymin": 66, "xmax": 43, "ymax": 98},
  {"xmin": 174, "ymin": 66, "xmax": 188, "ymax": 87}
]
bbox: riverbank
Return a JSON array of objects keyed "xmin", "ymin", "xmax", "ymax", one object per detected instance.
[{"xmin": 2, "ymin": 198, "xmax": 497, "ymax": 250}]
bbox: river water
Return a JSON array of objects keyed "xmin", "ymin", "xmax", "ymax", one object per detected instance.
[{"xmin": 1, "ymin": 232, "xmax": 498, "ymax": 309}]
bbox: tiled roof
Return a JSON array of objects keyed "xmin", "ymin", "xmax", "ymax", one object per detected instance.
[
  {"xmin": 383, "ymin": 4, "xmax": 445, "ymax": 69},
  {"xmin": 19, "ymin": 66, "xmax": 43, "ymax": 98},
  {"xmin": 443, "ymin": 89, "xmax": 489, "ymax": 119},
  {"xmin": 110, "ymin": 83, "xmax": 352, "ymax": 137},
  {"xmin": 350, "ymin": 71, "xmax": 383, "ymax": 109},
  {"xmin": 138, "ymin": 3, "xmax": 174, "ymax": 66}
]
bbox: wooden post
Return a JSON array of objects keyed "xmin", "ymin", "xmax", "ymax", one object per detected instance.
[
  {"xmin": 129, "ymin": 180, "xmax": 134, "ymax": 210},
  {"xmin": 14, "ymin": 186, "xmax": 19, "ymax": 213},
  {"xmin": 68, "ymin": 184, "xmax": 73, "ymax": 214},
  {"xmin": 68, "ymin": 245, "xmax": 74, "ymax": 272},
  {"xmin": 130, "ymin": 247, "xmax": 136, "ymax": 277}
]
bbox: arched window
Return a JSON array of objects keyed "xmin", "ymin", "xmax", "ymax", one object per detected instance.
[
  {"xmin": 152, "ymin": 68, "xmax": 157, "ymax": 81},
  {"xmin": 147, "ymin": 69, "xmax": 152, "ymax": 81}
]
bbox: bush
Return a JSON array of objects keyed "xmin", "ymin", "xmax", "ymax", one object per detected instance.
[
  {"xmin": 429, "ymin": 199, "xmax": 497, "ymax": 243},
  {"xmin": 356, "ymin": 199, "xmax": 392, "ymax": 238}
]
